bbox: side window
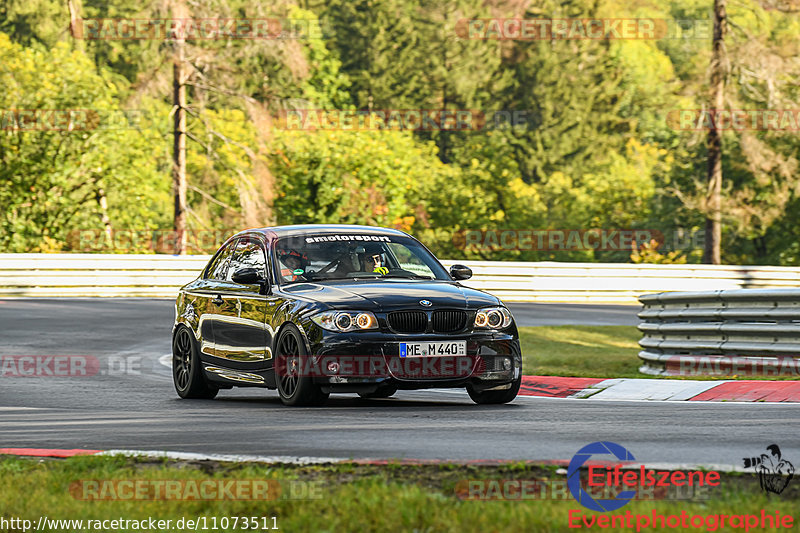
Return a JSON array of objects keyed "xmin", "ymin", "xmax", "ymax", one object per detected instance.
[
  {"xmin": 227, "ymin": 236, "xmax": 267, "ymax": 282},
  {"xmin": 205, "ymin": 239, "xmax": 237, "ymax": 280}
]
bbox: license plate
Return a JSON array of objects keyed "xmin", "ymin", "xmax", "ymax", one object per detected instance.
[{"xmin": 399, "ymin": 341, "xmax": 466, "ymax": 357}]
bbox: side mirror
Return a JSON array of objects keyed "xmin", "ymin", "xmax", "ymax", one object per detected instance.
[
  {"xmin": 449, "ymin": 264, "xmax": 472, "ymax": 280},
  {"xmin": 232, "ymin": 267, "xmax": 266, "ymax": 286}
]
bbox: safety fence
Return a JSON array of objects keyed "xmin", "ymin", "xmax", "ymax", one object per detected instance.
[
  {"xmin": 3, "ymin": 254, "xmax": 800, "ymax": 303},
  {"xmin": 638, "ymin": 289, "xmax": 800, "ymax": 376}
]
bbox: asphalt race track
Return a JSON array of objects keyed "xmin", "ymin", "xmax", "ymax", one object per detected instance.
[
  {"xmin": 1, "ymin": 298, "xmax": 798, "ymax": 466},
  {"xmin": 506, "ymin": 302, "xmax": 639, "ymax": 326}
]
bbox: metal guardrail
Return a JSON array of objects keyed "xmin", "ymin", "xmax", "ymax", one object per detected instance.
[
  {"xmin": 0, "ymin": 254, "xmax": 211, "ymax": 297},
  {"xmin": 456, "ymin": 261, "xmax": 800, "ymax": 303},
  {"xmin": 3, "ymin": 254, "xmax": 800, "ymax": 303},
  {"xmin": 638, "ymin": 289, "xmax": 800, "ymax": 376}
]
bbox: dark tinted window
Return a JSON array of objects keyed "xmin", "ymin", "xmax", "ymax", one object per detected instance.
[
  {"xmin": 205, "ymin": 240, "xmax": 237, "ymax": 280},
  {"xmin": 227, "ymin": 236, "xmax": 267, "ymax": 282}
]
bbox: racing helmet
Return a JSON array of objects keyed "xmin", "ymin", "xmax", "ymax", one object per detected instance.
[
  {"xmin": 278, "ymin": 248, "xmax": 308, "ymax": 267},
  {"xmin": 358, "ymin": 242, "xmax": 384, "ymax": 270}
]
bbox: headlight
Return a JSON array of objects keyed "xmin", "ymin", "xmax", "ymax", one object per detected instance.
[
  {"xmin": 311, "ymin": 311, "xmax": 379, "ymax": 332},
  {"xmin": 474, "ymin": 307, "xmax": 513, "ymax": 329}
]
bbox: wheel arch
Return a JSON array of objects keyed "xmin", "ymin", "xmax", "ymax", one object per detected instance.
[
  {"xmin": 173, "ymin": 321, "xmax": 204, "ymax": 359},
  {"xmin": 171, "ymin": 322, "xmax": 219, "ymax": 399},
  {"xmin": 273, "ymin": 320, "xmax": 313, "ymax": 356}
]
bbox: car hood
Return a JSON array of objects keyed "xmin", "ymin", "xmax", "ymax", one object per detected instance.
[{"xmin": 280, "ymin": 280, "xmax": 500, "ymax": 311}]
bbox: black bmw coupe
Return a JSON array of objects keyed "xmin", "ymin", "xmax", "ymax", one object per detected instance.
[{"xmin": 172, "ymin": 225, "xmax": 522, "ymax": 406}]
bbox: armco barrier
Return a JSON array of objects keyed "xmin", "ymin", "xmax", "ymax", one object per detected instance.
[
  {"xmin": 638, "ymin": 289, "xmax": 800, "ymax": 376},
  {"xmin": 3, "ymin": 254, "xmax": 800, "ymax": 302},
  {"xmin": 0, "ymin": 254, "xmax": 209, "ymax": 298},
  {"xmin": 453, "ymin": 261, "xmax": 800, "ymax": 303}
]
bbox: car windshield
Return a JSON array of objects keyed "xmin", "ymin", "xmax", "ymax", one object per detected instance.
[{"xmin": 274, "ymin": 234, "xmax": 450, "ymax": 284}]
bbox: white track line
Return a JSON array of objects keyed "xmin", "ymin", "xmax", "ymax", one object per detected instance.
[
  {"xmin": 94, "ymin": 449, "xmax": 749, "ymax": 472},
  {"xmin": 430, "ymin": 388, "xmax": 797, "ymax": 405},
  {"xmin": 99, "ymin": 449, "xmax": 346, "ymax": 464}
]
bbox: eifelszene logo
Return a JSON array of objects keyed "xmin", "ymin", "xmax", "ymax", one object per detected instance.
[
  {"xmin": 568, "ymin": 441, "xmax": 721, "ymax": 512},
  {"xmin": 743, "ymin": 444, "xmax": 795, "ymax": 494},
  {"xmin": 568, "ymin": 441, "xmax": 637, "ymax": 511}
]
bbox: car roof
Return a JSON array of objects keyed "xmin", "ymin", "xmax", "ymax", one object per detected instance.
[{"xmin": 231, "ymin": 224, "xmax": 410, "ymax": 243}]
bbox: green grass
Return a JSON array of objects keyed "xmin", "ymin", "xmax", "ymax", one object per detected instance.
[
  {"xmin": 517, "ymin": 326, "xmax": 800, "ymax": 380},
  {"xmin": 1, "ymin": 456, "xmax": 797, "ymax": 532},
  {"xmin": 518, "ymin": 325, "xmax": 644, "ymax": 378}
]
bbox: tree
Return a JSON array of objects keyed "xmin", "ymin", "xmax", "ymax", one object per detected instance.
[
  {"xmin": 171, "ymin": 0, "xmax": 188, "ymax": 254},
  {"xmin": 322, "ymin": 0, "xmax": 510, "ymax": 163},
  {"xmin": 664, "ymin": 0, "xmax": 800, "ymax": 264},
  {"xmin": 269, "ymin": 127, "xmax": 456, "ymax": 231},
  {"xmin": 704, "ymin": 0, "xmax": 727, "ymax": 264},
  {"xmin": 0, "ymin": 33, "xmax": 169, "ymax": 252}
]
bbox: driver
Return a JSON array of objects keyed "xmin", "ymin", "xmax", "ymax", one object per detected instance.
[
  {"xmin": 359, "ymin": 243, "xmax": 389, "ymax": 275},
  {"xmin": 278, "ymin": 249, "xmax": 307, "ymax": 281}
]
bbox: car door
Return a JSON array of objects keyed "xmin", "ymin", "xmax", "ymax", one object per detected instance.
[
  {"xmin": 261, "ymin": 239, "xmax": 283, "ymax": 368},
  {"xmin": 190, "ymin": 238, "xmax": 237, "ymax": 358},
  {"xmin": 211, "ymin": 235, "xmax": 270, "ymax": 363}
]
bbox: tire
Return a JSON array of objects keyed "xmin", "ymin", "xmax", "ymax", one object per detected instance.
[
  {"xmin": 172, "ymin": 326, "xmax": 218, "ymax": 399},
  {"xmin": 358, "ymin": 385, "xmax": 398, "ymax": 399},
  {"xmin": 275, "ymin": 325, "xmax": 329, "ymax": 407},
  {"xmin": 466, "ymin": 376, "xmax": 521, "ymax": 405}
]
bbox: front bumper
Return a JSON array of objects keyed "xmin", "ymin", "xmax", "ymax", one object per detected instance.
[{"xmin": 299, "ymin": 327, "xmax": 522, "ymax": 393}]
